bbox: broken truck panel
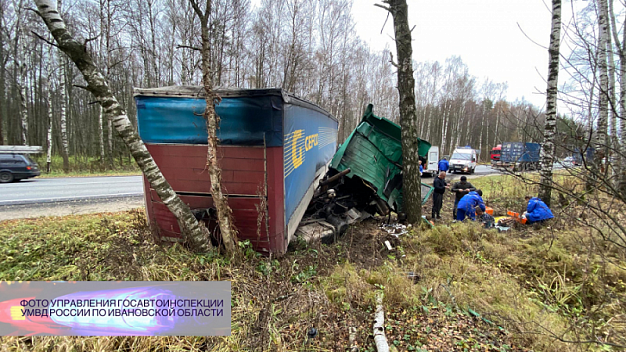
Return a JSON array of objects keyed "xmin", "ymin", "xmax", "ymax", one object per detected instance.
[
  {"xmin": 330, "ymin": 104, "xmax": 433, "ymax": 212},
  {"xmin": 134, "ymin": 86, "xmax": 337, "ymax": 255}
]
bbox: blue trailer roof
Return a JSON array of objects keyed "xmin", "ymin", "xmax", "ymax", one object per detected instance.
[{"xmin": 134, "ymin": 87, "xmax": 335, "ymax": 147}]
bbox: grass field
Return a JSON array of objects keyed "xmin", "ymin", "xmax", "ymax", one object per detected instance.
[{"xmin": 0, "ymin": 174, "xmax": 624, "ymax": 351}]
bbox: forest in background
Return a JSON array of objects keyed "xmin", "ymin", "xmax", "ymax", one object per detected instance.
[{"xmin": 0, "ymin": 0, "xmax": 619, "ymax": 170}]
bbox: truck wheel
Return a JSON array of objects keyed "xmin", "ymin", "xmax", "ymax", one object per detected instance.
[{"xmin": 0, "ymin": 171, "xmax": 14, "ymax": 183}]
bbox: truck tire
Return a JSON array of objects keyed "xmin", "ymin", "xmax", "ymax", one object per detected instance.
[{"xmin": 0, "ymin": 171, "xmax": 14, "ymax": 183}]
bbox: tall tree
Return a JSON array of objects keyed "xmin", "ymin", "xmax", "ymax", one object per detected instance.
[
  {"xmin": 14, "ymin": 0, "xmax": 29, "ymax": 145},
  {"xmin": 376, "ymin": 0, "xmax": 422, "ymax": 223},
  {"xmin": 538, "ymin": 0, "xmax": 562, "ymax": 207},
  {"xmin": 596, "ymin": 0, "xmax": 609, "ymax": 165},
  {"xmin": 57, "ymin": 0, "xmax": 69, "ymax": 172},
  {"xmin": 189, "ymin": 0, "xmax": 237, "ymax": 254},
  {"xmin": 33, "ymin": 0, "xmax": 212, "ymax": 251},
  {"xmin": 608, "ymin": 0, "xmax": 626, "ymax": 196}
]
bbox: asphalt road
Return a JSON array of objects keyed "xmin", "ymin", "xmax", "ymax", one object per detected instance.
[
  {"xmin": 0, "ymin": 175, "xmax": 144, "ymax": 206},
  {"xmin": 0, "ymin": 165, "xmax": 503, "ymax": 208},
  {"xmin": 423, "ymin": 164, "xmax": 499, "ymax": 180}
]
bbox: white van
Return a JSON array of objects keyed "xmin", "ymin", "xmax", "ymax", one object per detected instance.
[
  {"xmin": 450, "ymin": 147, "xmax": 477, "ymax": 174},
  {"xmin": 422, "ymin": 146, "xmax": 439, "ymax": 177}
]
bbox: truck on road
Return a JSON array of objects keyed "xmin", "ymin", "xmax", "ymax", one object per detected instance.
[{"xmin": 492, "ymin": 142, "xmax": 541, "ymax": 172}]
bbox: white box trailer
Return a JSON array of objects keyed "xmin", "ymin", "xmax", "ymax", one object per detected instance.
[{"xmin": 0, "ymin": 146, "xmax": 43, "ymax": 154}]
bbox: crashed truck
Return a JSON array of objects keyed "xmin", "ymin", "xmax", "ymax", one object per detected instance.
[
  {"xmin": 135, "ymin": 88, "xmax": 432, "ymax": 255},
  {"xmin": 135, "ymin": 87, "xmax": 338, "ymax": 256},
  {"xmin": 296, "ymin": 104, "xmax": 434, "ymax": 243}
]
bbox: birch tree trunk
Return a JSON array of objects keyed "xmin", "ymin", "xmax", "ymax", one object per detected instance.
[
  {"xmin": 609, "ymin": 0, "xmax": 626, "ymax": 196},
  {"xmin": 538, "ymin": 0, "xmax": 562, "ymax": 207},
  {"xmin": 46, "ymin": 73, "xmax": 53, "ymax": 173},
  {"xmin": 372, "ymin": 292, "xmax": 390, "ymax": 352},
  {"xmin": 57, "ymin": 0, "xmax": 69, "ymax": 172},
  {"xmin": 15, "ymin": 2, "xmax": 29, "ymax": 146},
  {"xmin": 34, "ymin": 0, "xmax": 212, "ymax": 252},
  {"xmin": 597, "ymin": 0, "xmax": 609, "ymax": 165},
  {"xmin": 189, "ymin": 0, "xmax": 237, "ymax": 254},
  {"xmin": 98, "ymin": 0, "xmax": 106, "ymax": 163},
  {"xmin": 378, "ymin": 0, "xmax": 422, "ymax": 223}
]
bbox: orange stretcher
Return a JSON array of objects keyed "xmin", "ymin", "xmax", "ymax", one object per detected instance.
[{"xmin": 507, "ymin": 210, "xmax": 528, "ymax": 224}]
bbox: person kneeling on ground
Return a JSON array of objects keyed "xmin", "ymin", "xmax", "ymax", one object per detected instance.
[
  {"xmin": 522, "ymin": 195, "xmax": 554, "ymax": 224},
  {"xmin": 456, "ymin": 189, "xmax": 485, "ymax": 221},
  {"xmin": 475, "ymin": 206, "xmax": 495, "ymax": 228}
]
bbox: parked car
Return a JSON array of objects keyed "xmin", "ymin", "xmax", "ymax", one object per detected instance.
[{"xmin": 0, "ymin": 153, "xmax": 41, "ymax": 183}]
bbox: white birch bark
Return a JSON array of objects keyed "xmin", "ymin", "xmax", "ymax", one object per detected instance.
[
  {"xmin": 57, "ymin": 0, "xmax": 69, "ymax": 172},
  {"xmin": 98, "ymin": 0, "xmax": 106, "ymax": 163},
  {"xmin": 15, "ymin": 2, "xmax": 28, "ymax": 146},
  {"xmin": 34, "ymin": 0, "xmax": 211, "ymax": 251},
  {"xmin": 597, "ymin": 0, "xmax": 609, "ymax": 162},
  {"xmin": 372, "ymin": 292, "xmax": 389, "ymax": 352},
  {"xmin": 46, "ymin": 73, "xmax": 53, "ymax": 173},
  {"xmin": 609, "ymin": 0, "xmax": 626, "ymax": 195},
  {"xmin": 538, "ymin": 0, "xmax": 562, "ymax": 207}
]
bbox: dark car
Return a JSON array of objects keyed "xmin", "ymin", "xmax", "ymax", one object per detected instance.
[{"xmin": 0, "ymin": 154, "xmax": 41, "ymax": 183}]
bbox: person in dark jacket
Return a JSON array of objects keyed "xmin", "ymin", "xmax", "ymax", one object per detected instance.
[
  {"xmin": 476, "ymin": 207, "xmax": 495, "ymax": 228},
  {"xmin": 438, "ymin": 157, "xmax": 449, "ymax": 174},
  {"xmin": 456, "ymin": 190, "xmax": 485, "ymax": 221},
  {"xmin": 431, "ymin": 171, "xmax": 449, "ymax": 219},
  {"xmin": 523, "ymin": 196, "xmax": 554, "ymax": 224},
  {"xmin": 451, "ymin": 176, "xmax": 476, "ymax": 218}
]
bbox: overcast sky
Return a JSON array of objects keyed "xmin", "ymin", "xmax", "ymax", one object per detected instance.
[
  {"xmin": 249, "ymin": 0, "xmax": 583, "ymax": 109},
  {"xmin": 352, "ymin": 0, "xmax": 583, "ymax": 109}
]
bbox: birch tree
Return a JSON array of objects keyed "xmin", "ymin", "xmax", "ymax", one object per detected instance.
[
  {"xmin": 538, "ymin": 0, "xmax": 562, "ymax": 207},
  {"xmin": 596, "ymin": 0, "xmax": 609, "ymax": 165},
  {"xmin": 14, "ymin": 0, "xmax": 29, "ymax": 145},
  {"xmin": 376, "ymin": 0, "xmax": 422, "ymax": 223},
  {"xmin": 33, "ymin": 0, "xmax": 212, "ymax": 251},
  {"xmin": 189, "ymin": 0, "xmax": 237, "ymax": 254},
  {"xmin": 608, "ymin": 0, "xmax": 626, "ymax": 196},
  {"xmin": 45, "ymin": 69, "xmax": 52, "ymax": 172}
]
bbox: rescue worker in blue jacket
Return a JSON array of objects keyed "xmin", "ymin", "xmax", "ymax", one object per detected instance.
[
  {"xmin": 438, "ymin": 157, "xmax": 449, "ymax": 174},
  {"xmin": 523, "ymin": 195, "xmax": 554, "ymax": 224},
  {"xmin": 456, "ymin": 190, "xmax": 485, "ymax": 221}
]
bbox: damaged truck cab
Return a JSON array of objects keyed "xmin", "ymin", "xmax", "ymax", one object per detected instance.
[{"xmin": 298, "ymin": 104, "xmax": 434, "ymax": 244}]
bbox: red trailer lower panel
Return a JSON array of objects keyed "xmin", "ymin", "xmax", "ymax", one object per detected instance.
[{"xmin": 143, "ymin": 143, "xmax": 285, "ymax": 254}]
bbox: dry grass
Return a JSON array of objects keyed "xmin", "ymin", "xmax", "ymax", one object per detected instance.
[{"xmin": 1, "ymin": 173, "xmax": 624, "ymax": 351}]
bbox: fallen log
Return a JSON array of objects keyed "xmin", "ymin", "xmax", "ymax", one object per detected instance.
[{"xmin": 373, "ymin": 292, "xmax": 389, "ymax": 352}]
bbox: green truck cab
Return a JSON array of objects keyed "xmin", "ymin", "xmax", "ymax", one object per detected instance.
[{"xmin": 330, "ymin": 104, "xmax": 433, "ymax": 212}]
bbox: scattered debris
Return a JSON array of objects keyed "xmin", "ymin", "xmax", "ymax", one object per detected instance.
[
  {"xmin": 384, "ymin": 240, "xmax": 393, "ymax": 251},
  {"xmin": 380, "ymin": 223, "xmax": 408, "ymax": 237}
]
